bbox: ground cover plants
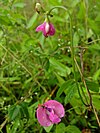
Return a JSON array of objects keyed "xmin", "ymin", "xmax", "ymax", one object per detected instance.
[{"xmin": 0, "ymin": 0, "xmax": 100, "ymax": 133}]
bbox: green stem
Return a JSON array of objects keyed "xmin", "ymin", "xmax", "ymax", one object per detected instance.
[
  {"xmin": 83, "ymin": 0, "xmax": 88, "ymax": 42},
  {"xmin": 48, "ymin": 6, "xmax": 68, "ymax": 14},
  {"xmin": 48, "ymin": 5, "xmax": 87, "ymax": 106}
]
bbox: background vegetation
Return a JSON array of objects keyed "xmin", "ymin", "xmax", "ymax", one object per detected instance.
[{"xmin": 0, "ymin": 0, "xmax": 100, "ymax": 133}]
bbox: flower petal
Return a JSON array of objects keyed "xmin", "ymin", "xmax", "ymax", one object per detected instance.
[
  {"xmin": 42, "ymin": 22, "xmax": 49, "ymax": 37},
  {"xmin": 45, "ymin": 22, "xmax": 50, "ymax": 34},
  {"xmin": 36, "ymin": 23, "xmax": 45, "ymax": 32},
  {"xmin": 48, "ymin": 23, "xmax": 55, "ymax": 36},
  {"xmin": 36, "ymin": 106, "xmax": 52, "ymax": 127},
  {"xmin": 44, "ymin": 100, "xmax": 65, "ymax": 118},
  {"xmin": 49, "ymin": 112, "xmax": 61, "ymax": 124},
  {"xmin": 36, "ymin": 22, "xmax": 55, "ymax": 37}
]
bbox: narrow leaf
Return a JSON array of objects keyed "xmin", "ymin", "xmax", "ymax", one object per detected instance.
[
  {"xmin": 56, "ymin": 79, "xmax": 74, "ymax": 98},
  {"xmin": 43, "ymin": 124, "xmax": 53, "ymax": 133},
  {"xmin": 86, "ymin": 80, "xmax": 99, "ymax": 92},
  {"xmin": 27, "ymin": 13, "xmax": 38, "ymax": 29},
  {"xmin": 8, "ymin": 105, "xmax": 21, "ymax": 121},
  {"xmin": 49, "ymin": 57, "xmax": 71, "ymax": 77},
  {"xmin": 65, "ymin": 125, "xmax": 81, "ymax": 133},
  {"xmin": 64, "ymin": 83, "xmax": 77, "ymax": 104},
  {"xmin": 13, "ymin": 2, "xmax": 26, "ymax": 8}
]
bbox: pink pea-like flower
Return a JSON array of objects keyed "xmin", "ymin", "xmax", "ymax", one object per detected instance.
[
  {"xmin": 36, "ymin": 100, "xmax": 65, "ymax": 127},
  {"xmin": 36, "ymin": 22, "xmax": 55, "ymax": 37}
]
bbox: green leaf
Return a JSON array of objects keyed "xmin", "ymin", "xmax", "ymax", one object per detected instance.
[
  {"xmin": 56, "ymin": 123, "xmax": 65, "ymax": 133},
  {"xmin": 55, "ymin": 73, "xmax": 65, "ymax": 85},
  {"xmin": 10, "ymin": 119, "xmax": 20, "ymax": 133},
  {"xmin": 73, "ymin": 32, "xmax": 79, "ymax": 46},
  {"xmin": 49, "ymin": 0, "xmax": 62, "ymax": 5},
  {"xmin": 88, "ymin": 18, "xmax": 100, "ymax": 34},
  {"xmin": 19, "ymin": 102, "xmax": 29, "ymax": 120},
  {"xmin": 13, "ymin": 2, "xmax": 26, "ymax": 8},
  {"xmin": 92, "ymin": 95, "xmax": 100, "ymax": 110},
  {"xmin": 49, "ymin": 57, "xmax": 71, "ymax": 77},
  {"xmin": 8, "ymin": 105, "xmax": 21, "ymax": 121},
  {"xmin": 27, "ymin": 13, "xmax": 38, "ymax": 29},
  {"xmin": 64, "ymin": 83, "xmax": 77, "ymax": 104},
  {"xmin": 6, "ymin": 124, "xmax": 11, "ymax": 133},
  {"xmin": 43, "ymin": 124, "xmax": 53, "ymax": 133},
  {"xmin": 65, "ymin": 125, "xmax": 81, "ymax": 133},
  {"xmin": 0, "ymin": 16, "xmax": 11, "ymax": 25},
  {"xmin": 56, "ymin": 79, "xmax": 74, "ymax": 98},
  {"xmin": 0, "ymin": 77, "xmax": 20, "ymax": 82},
  {"xmin": 89, "ymin": 44, "xmax": 100, "ymax": 51},
  {"xmin": 77, "ymin": 1, "xmax": 85, "ymax": 20},
  {"xmin": 23, "ymin": 77, "xmax": 33, "ymax": 88},
  {"xmin": 70, "ymin": 0, "xmax": 80, "ymax": 7},
  {"xmin": 93, "ymin": 68, "xmax": 100, "ymax": 81},
  {"xmin": 70, "ymin": 94, "xmax": 86, "ymax": 114},
  {"xmin": 86, "ymin": 80, "xmax": 99, "ymax": 92}
]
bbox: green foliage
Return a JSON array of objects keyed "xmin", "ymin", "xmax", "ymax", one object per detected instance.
[
  {"xmin": 27, "ymin": 13, "xmax": 38, "ymax": 29},
  {"xmin": 86, "ymin": 80, "xmax": 99, "ymax": 92},
  {"xmin": 43, "ymin": 124, "xmax": 53, "ymax": 133},
  {"xmin": 56, "ymin": 123, "xmax": 66, "ymax": 133},
  {"xmin": 8, "ymin": 105, "xmax": 21, "ymax": 121},
  {"xmin": 12, "ymin": 2, "xmax": 26, "ymax": 8},
  {"xmin": 0, "ymin": 0, "xmax": 100, "ymax": 133},
  {"xmin": 65, "ymin": 125, "xmax": 81, "ymax": 133},
  {"xmin": 49, "ymin": 57, "xmax": 71, "ymax": 77}
]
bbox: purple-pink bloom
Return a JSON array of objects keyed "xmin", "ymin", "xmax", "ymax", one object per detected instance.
[
  {"xmin": 36, "ymin": 22, "xmax": 55, "ymax": 37},
  {"xmin": 36, "ymin": 100, "xmax": 65, "ymax": 127}
]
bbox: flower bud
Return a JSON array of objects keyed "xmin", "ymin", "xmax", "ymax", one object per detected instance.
[{"xmin": 35, "ymin": 3, "xmax": 41, "ymax": 14}]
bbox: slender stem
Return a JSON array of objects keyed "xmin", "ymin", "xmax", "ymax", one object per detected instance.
[
  {"xmin": 83, "ymin": 0, "xmax": 88, "ymax": 42},
  {"xmin": 48, "ymin": 6, "xmax": 68, "ymax": 15},
  {"xmin": 80, "ymin": 84, "xmax": 89, "ymax": 105},
  {"xmin": 0, "ymin": 117, "xmax": 8, "ymax": 130},
  {"xmin": 93, "ymin": 106, "xmax": 100, "ymax": 127},
  {"xmin": 80, "ymin": 49, "xmax": 84, "ymax": 73},
  {"xmin": 47, "ymin": 6, "xmax": 72, "ymax": 24},
  {"xmin": 48, "ymin": 5, "xmax": 88, "ymax": 106},
  {"xmin": 77, "ymin": 84, "xmax": 89, "ymax": 106},
  {"xmin": 74, "ymin": 57, "xmax": 92, "ymax": 107},
  {"xmin": 45, "ymin": 86, "xmax": 57, "ymax": 102},
  {"xmin": 74, "ymin": 56, "xmax": 100, "ymax": 127}
]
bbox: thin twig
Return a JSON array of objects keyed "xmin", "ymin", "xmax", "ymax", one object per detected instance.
[
  {"xmin": 1, "ymin": 51, "xmax": 7, "ymax": 65},
  {"xmin": 79, "ymin": 49, "xmax": 84, "ymax": 73},
  {"xmin": 93, "ymin": 106, "xmax": 100, "ymax": 127},
  {"xmin": 0, "ymin": 117, "xmax": 8, "ymax": 130},
  {"xmin": 45, "ymin": 86, "xmax": 58, "ymax": 102},
  {"xmin": 85, "ymin": 38, "xmax": 100, "ymax": 45}
]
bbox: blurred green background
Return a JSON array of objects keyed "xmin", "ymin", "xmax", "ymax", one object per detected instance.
[{"xmin": 0, "ymin": 0, "xmax": 100, "ymax": 133}]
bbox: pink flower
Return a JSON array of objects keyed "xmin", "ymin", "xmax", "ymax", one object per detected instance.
[
  {"xmin": 36, "ymin": 100, "xmax": 65, "ymax": 127},
  {"xmin": 36, "ymin": 22, "xmax": 55, "ymax": 37}
]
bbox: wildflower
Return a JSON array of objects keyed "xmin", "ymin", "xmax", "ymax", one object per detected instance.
[
  {"xmin": 36, "ymin": 100, "xmax": 65, "ymax": 127},
  {"xmin": 36, "ymin": 22, "xmax": 55, "ymax": 37}
]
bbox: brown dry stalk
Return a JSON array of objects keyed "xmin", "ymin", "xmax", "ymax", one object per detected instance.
[
  {"xmin": 0, "ymin": 117, "xmax": 8, "ymax": 130},
  {"xmin": 45, "ymin": 86, "xmax": 58, "ymax": 102},
  {"xmin": 74, "ymin": 57, "xmax": 100, "ymax": 127}
]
